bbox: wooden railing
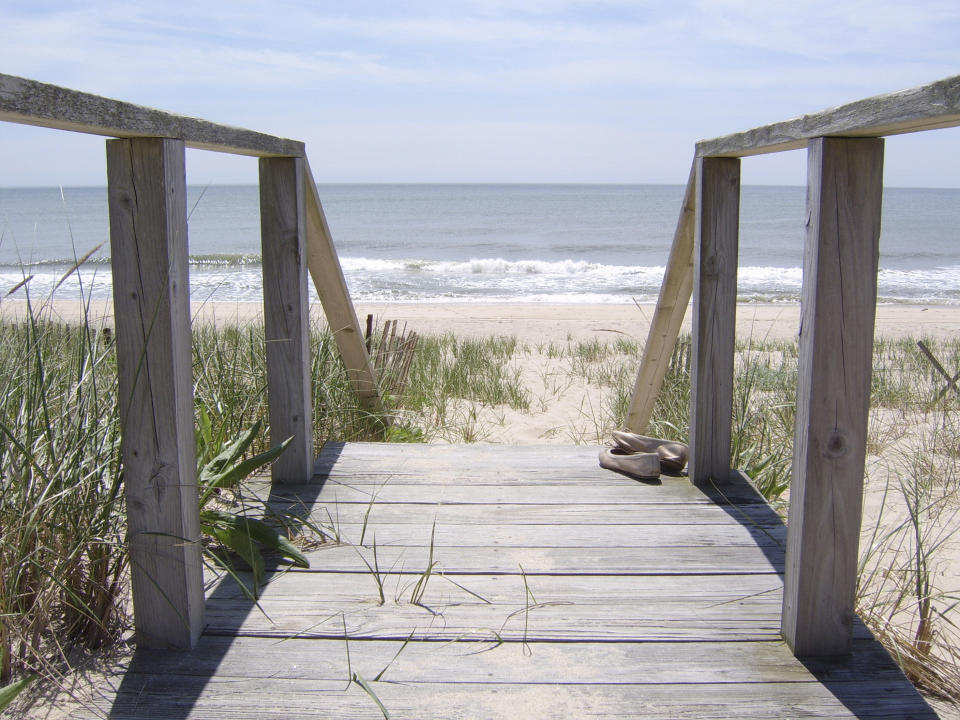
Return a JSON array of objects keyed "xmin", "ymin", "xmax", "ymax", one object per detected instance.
[
  {"xmin": 1, "ymin": 73, "xmax": 385, "ymax": 649},
  {"xmin": 7, "ymin": 71, "xmax": 960, "ymax": 659},
  {"xmin": 625, "ymin": 74, "xmax": 960, "ymax": 657}
]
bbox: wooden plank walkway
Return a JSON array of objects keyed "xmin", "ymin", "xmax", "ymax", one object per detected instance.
[{"xmin": 70, "ymin": 443, "xmax": 936, "ymax": 719}]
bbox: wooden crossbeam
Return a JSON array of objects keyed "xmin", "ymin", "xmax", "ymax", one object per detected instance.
[
  {"xmin": 624, "ymin": 160, "xmax": 696, "ymax": 433},
  {"xmin": 302, "ymin": 158, "xmax": 386, "ymax": 416},
  {"xmin": 697, "ymin": 74, "xmax": 960, "ymax": 158},
  {"xmin": 0, "ymin": 72, "xmax": 303, "ymax": 157}
]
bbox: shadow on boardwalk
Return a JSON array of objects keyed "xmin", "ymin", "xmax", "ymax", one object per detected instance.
[{"xmin": 83, "ymin": 443, "xmax": 936, "ymax": 719}]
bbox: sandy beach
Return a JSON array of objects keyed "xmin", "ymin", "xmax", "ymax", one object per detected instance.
[
  {"xmin": 8, "ymin": 297, "xmax": 955, "ymax": 451},
  {"xmin": 2, "ymin": 299, "xmax": 959, "ymax": 343}
]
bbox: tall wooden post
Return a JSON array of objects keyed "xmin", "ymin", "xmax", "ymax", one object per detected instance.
[
  {"xmin": 259, "ymin": 157, "xmax": 314, "ymax": 482},
  {"xmin": 107, "ymin": 137, "xmax": 204, "ymax": 649},
  {"xmin": 689, "ymin": 156, "xmax": 740, "ymax": 487},
  {"xmin": 782, "ymin": 137, "xmax": 884, "ymax": 656}
]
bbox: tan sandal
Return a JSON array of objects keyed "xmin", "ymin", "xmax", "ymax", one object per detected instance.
[
  {"xmin": 611, "ymin": 431, "xmax": 688, "ymax": 473},
  {"xmin": 598, "ymin": 447, "xmax": 661, "ymax": 480}
]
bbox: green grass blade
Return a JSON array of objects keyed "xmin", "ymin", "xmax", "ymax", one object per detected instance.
[{"xmin": 0, "ymin": 675, "xmax": 35, "ymax": 712}]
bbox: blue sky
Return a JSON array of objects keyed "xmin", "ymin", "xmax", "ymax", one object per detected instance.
[{"xmin": 1, "ymin": 0, "xmax": 959, "ymax": 186}]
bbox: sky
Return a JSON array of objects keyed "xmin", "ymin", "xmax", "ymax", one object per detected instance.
[{"xmin": 1, "ymin": 0, "xmax": 959, "ymax": 187}]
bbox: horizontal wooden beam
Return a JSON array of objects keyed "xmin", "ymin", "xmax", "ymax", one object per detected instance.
[
  {"xmin": 697, "ymin": 74, "xmax": 960, "ymax": 158},
  {"xmin": 0, "ymin": 73, "xmax": 303, "ymax": 158}
]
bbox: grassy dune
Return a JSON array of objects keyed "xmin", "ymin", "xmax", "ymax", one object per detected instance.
[{"xmin": 2, "ymin": 299, "xmax": 960, "ymax": 707}]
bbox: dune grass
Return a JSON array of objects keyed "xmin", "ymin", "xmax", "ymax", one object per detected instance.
[{"xmin": 3, "ymin": 296, "xmax": 960, "ymax": 706}]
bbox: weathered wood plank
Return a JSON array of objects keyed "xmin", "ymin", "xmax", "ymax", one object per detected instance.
[
  {"xmin": 286, "ymin": 519, "xmax": 787, "ymax": 548},
  {"xmin": 259, "ymin": 157, "xmax": 314, "ymax": 482},
  {"xmin": 70, "ymin": 677, "xmax": 937, "ymax": 720},
  {"xmin": 116, "ymin": 635, "xmax": 906, "ymax": 685},
  {"xmin": 312, "ymin": 444, "xmax": 768, "ymax": 502},
  {"xmin": 697, "ymin": 73, "xmax": 960, "ymax": 158},
  {"xmin": 689, "ymin": 157, "xmax": 740, "ymax": 486},
  {"xmin": 782, "ymin": 138, "xmax": 884, "ymax": 657},
  {"xmin": 302, "ymin": 159, "xmax": 385, "ymax": 413},
  {"xmin": 69, "ymin": 678, "xmax": 937, "ymax": 720},
  {"xmin": 267, "ymin": 499, "xmax": 784, "ymax": 527},
  {"xmin": 270, "ymin": 479, "xmax": 772, "ymax": 505},
  {"xmin": 0, "ymin": 72, "xmax": 303, "ymax": 156},
  {"xmin": 210, "ymin": 570, "xmax": 784, "ymax": 605},
  {"xmin": 106, "ymin": 137, "xmax": 203, "ymax": 649},
  {"xmin": 625, "ymin": 159, "xmax": 696, "ymax": 432},
  {"xmin": 257, "ymin": 543, "xmax": 785, "ymax": 575},
  {"xmin": 44, "ymin": 442, "xmax": 929, "ymax": 720},
  {"xmin": 204, "ymin": 598, "xmax": 786, "ymax": 642}
]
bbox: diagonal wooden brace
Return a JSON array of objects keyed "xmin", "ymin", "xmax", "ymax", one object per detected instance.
[{"xmin": 917, "ymin": 340, "xmax": 960, "ymax": 401}]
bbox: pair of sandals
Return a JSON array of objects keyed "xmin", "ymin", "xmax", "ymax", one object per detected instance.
[{"xmin": 598, "ymin": 431, "xmax": 689, "ymax": 480}]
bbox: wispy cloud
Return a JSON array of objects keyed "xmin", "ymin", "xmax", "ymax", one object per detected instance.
[{"xmin": 0, "ymin": 0, "xmax": 957, "ymax": 183}]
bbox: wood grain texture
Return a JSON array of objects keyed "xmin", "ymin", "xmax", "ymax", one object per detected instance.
[
  {"xmin": 271, "ymin": 519, "xmax": 787, "ymax": 549},
  {"xmin": 208, "ymin": 570, "xmax": 784, "ymax": 604},
  {"xmin": 690, "ymin": 157, "xmax": 740, "ymax": 486},
  {"xmin": 106, "ymin": 138, "xmax": 203, "ymax": 649},
  {"xmin": 69, "ymin": 679, "xmax": 937, "ymax": 720},
  {"xmin": 112, "ymin": 635, "xmax": 908, "ymax": 685},
  {"xmin": 302, "ymin": 158, "xmax": 385, "ymax": 413},
  {"xmin": 259, "ymin": 157, "xmax": 314, "ymax": 482},
  {"xmin": 238, "ymin": 542, "xmax": 785, "ymax": 575},
  {"xmin": 697, "ymin": 73, "xmax": 960, "ymax": 157},
  {"xmin": 625, "ymin": 159, "xmax": 696, "ymax": 432},
  {"xmin": 782, "ymin": 137, "xmax": 884, "ymax": 657},
  {"xmin": 265, "ymin": 499, "xmax": 784, "ymax": 527},
  {"xmin": 58, "ymin": 443, "xmax": 931, "ymax": 719},
  {"xmin": 0, "ymin": 72, "xmax": 302, "ymax": 157}
]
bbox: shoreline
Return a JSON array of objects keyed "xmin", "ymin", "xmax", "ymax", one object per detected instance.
[{"xmin": 1, "ymin": 299, "xmax": 959, "ymax": 342}]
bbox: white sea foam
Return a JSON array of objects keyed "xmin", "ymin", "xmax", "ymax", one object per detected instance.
[
  {"xmin": 3, "ymin": 184, "xmax": 959, "ymax": 305},
  {"xmin": 3, "ymin": 260, "xmax": 959, "ymax": 304}
]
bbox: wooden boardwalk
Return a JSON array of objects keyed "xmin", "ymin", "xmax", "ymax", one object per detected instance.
[{"xmin": 71, "ymin": 443, "xmax": 936, "ymax": 719}]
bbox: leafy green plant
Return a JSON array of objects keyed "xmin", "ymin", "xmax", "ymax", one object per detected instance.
[
  {"xmin": 0, "ymin": 675, "xmax": 34, "ymax": 712},
  {"xmin": 196, "ymin": 421, "xmax": 309, "ymax": 599}
]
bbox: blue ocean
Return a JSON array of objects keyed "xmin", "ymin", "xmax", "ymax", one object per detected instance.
[{"xmin": 0, "ymin": 184, "xmax": 958, "ymax": 304}]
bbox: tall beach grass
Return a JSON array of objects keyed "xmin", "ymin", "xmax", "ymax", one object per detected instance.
[{"xmin": 2, "ymin": 289, "xmax": 960, "ymax": 706}]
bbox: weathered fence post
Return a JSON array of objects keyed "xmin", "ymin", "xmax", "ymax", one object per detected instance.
[
  {"xmin": 689, "ymin": 156, "xmax": 740, "ymax": 487},
  {"xmin": 259, "ymin": 157, "xmax": 314, "ymax": 482},
  {"xmin": 107, "ymin": 137, "xmax": 204, "ymax": 649},
  {"xmin": 782, "ymin": 136, "xmax": 884, "ymax": 656}
]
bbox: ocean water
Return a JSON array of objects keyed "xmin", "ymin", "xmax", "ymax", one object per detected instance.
[{"xmin": 0, "ymin": 184, "xmax": 958, "ymax": 304}]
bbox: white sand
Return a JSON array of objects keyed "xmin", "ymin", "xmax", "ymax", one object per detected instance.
[
  {"xmin": 3, "ymin": 299, "xmax": 959, "ymax": 342},
  {"xmin": 4, "ymin": 297, "xmax": 956, "ymax": 445}
]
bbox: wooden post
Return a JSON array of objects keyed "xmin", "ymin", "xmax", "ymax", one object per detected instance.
[
  {"xmin": 107, "ymin": 137, "xmax": 204, "ymax": 649},
  {"xmin": 624, "ymin": 160, "xmax": 696, "ymax": 434},
  {"xmin": 689, "ymin": 157, "xmax": 740, "ymax": 487},
  {"xmin": 302, "ymin": 158, "xmax": 386, "ymax": 416},
  {"xmin": 782, "ymin": 137, "xmax": 884, "ymax": 656},
  {"xmin": 259, "ymin": 157, "xmax": 314, "ymax": 482}
]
